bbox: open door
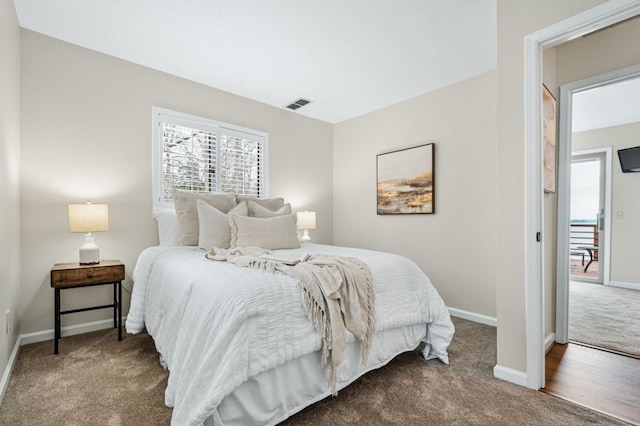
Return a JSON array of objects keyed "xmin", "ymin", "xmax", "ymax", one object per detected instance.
[{"xmin": 569, "ymin": 150, "xmax": 607, "ymax": 283}]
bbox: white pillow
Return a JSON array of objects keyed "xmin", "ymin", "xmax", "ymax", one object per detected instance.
[
  {"xmin": 197, "ymin": 200, "xmax": 248, "ymax": 249},
  {"xmin": 173, "ymin": 190, "xmax": 237, "ymax": 246},
  {"xmin": 248, "ymin": 200, "xmax": 292, "ymax": 218},
  {"xmin": 154, "ymin": 210, "xmax": 178, "ymax": 246},
  {"xmin": 229, "ymin": 214, "xmax": 300, "ymax": 250}
]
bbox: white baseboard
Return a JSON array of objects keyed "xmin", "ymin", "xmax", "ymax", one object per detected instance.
[
  {"xmin": 447, "ymin": 307, "xmax": 497, "ymax": 327},
  {"xmin": 0, "ymin": 336, "xmax": 21, "ymax": 404},
  {"xmin": 545, "ymin": 332, "xmax": 556, "ymax": 353},
  {"xmin": 493, "ymin": 364, "xmax": 528, "ymax": 387},
  {"xmin": 21, "ymin": 316, "xmax": 127, "ymax": 345},
  {"xmin": 608, "ymin": 281, "xmax": 640, "ymax": 292}
]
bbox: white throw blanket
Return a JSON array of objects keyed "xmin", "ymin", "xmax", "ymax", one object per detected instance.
[{"xmin": 206, "ymin": 247, "xmax": 377, "ymax": 392}]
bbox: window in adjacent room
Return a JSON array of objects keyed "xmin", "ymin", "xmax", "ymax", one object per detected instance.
[{"xmin": 152, "ymin": 107, "xmax": 268, "ymax": 212}]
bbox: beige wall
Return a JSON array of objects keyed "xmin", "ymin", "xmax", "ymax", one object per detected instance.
[
  {"xmin": 496, "ymin": 0, "xmax": 604, "ymax": 372},
  {"xmin": 333, "ymin": 71, "xmax": 498, "ymax": 319},
  {"xmin": 19, "ymin": 30, "xmax": 334, "ymax": 334},
  {"xmin": 0, "ymin": 0, "xmax": 21, "ymax": 383},
  {"xmin": 573, "ymin": 123, "xmax": 640, "ymax": 285},
  {"xmin": 556, "ymin": 15, "xmax": 640, "ymax": 88}
]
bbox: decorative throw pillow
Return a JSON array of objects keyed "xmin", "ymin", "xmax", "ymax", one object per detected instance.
[
  {"xmin": 197, "ymin": 200, "xmax": 248, "ymax": 250},
  {"xmin": 229, "ymin": 214, "xmax": 300, "ymax": 250},
  {"xmin": 173, "ymin": 190, "xmax": 237, "ymax": 246},
  {"xmin": 248, "ymin": 200, "xmax": 292, "ymax": 218},
  {"xmin": 235, "ymin": 195, "xmax": 285, "ymax": 211},
  {"xmin": 154, "ymin": 209, "xmax": 178, "ymax": 246}
]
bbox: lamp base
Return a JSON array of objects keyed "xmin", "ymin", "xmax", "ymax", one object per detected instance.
[
  {"xmin": 300, "ymin": 229, "xmax": 311, "ymax": 243},
  {"xmin": 79, "ymin": 233, "xmax": 100, "ymax": 265}
]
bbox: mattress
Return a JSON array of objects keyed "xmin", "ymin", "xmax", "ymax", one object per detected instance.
[{"xmin": 126, "ymin": 244, "xmax": 454, "ymax": 425}]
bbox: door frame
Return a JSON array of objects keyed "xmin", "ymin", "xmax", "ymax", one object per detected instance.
[
  {"xmin": 555, "ymin": 64, "xmax": 640, "ymax": 344},
  {"xmin": 523, "ymin": 0, "xmax": 640, "ymax": 390}
]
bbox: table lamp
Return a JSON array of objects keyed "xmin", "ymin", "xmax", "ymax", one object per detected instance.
[
  {"xmin": 296, "ymin": 211, "xmax": 316, "ymax": 243},
  {"xmin": 68, "ymin": 202, "xmax": 109, "ymax": 264}
]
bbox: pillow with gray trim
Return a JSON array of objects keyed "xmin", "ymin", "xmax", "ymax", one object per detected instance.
[
  {"xmin": 197, "ymin": 200, "xmax": 248, "ymax": 249},
  {"xmin": 173, "ymin": 190, "xmax": 237, "ymax": 246},
  {"xmin": 248, "ymin": 200, "xmax": 292, "ymax": 218},
  {"xmin": 229, "ymin": 214, "xmax": 300, "ymax": 250}
]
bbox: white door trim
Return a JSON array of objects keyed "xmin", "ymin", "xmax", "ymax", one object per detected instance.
[
  {"xmin": 555, "ymin": 64, "xmax": 640, "ymax": 344},
  {"xmin": 523, "ymin": 0, "xmax": 640, "ymax": 390}
]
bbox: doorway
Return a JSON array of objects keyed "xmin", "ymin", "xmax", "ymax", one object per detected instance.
[
  {"xmin": 569, "ymin": 149, "xmax": 607, "ymax": 283},
  {"xmin": 554, "ymin": 65, "xmax": 640, "ymax": 346},
  {"xmin": 522, "ymin": 0, "xmax": 640, "ymax": 391},
  {"xmin": 559, "ymin": 72, "xmax": 640, "ymax": 358},
  {"xmin": 545, "ymin": 66, "xmax": 640, "ymax": 423}
]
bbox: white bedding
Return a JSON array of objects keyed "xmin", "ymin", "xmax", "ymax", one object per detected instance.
[{"xmin": 126, "ymin": 244, "xmax": 454, "ymax": 426}]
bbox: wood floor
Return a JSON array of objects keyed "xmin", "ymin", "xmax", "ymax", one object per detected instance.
[
  {"xmin": 570, "ymin": 258, "xmax": 599, "ymax": 280},
  {"xmin": 544, "ymin": 342, "xmax": 640, "ymax": 425}
]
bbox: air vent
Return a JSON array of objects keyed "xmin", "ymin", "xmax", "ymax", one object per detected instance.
[{"xmin": 285, "ymin": 98, "xmax": 312, "ymax": 110}]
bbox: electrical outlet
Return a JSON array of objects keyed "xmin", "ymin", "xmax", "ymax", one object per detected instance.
[
  {"xmin": 5, "ymin": 310, "xmax": 11, "ymax": 335},
  {"xmin": 616, "ymin": 211, "xmax": 624, "ymax": 220}
]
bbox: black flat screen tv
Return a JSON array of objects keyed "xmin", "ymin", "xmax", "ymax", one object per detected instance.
[{"xmin": 617, "ymin": 146, "xmax": 640, "ymax": 173}]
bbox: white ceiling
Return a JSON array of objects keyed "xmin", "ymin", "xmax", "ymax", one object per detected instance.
[
  {"xmin": 572, "ymin": 76, "xmax": 640, "ymax": 133},
  {"xmin": 13, "ymin": 0, "xmax": 497, "ymax": 124}
]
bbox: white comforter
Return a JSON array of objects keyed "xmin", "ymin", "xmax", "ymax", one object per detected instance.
[{"xmin": 126, "ymin": 244, "xmax": 454, "ymax": 426}]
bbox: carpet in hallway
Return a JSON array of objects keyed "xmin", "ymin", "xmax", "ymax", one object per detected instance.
[{"xmin": 570, "ymin": 280, "xmax": 640, "ymax": 358}]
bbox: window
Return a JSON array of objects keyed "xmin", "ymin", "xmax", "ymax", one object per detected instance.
[{"xmin": 152, "ymin": 107, "xmax": 268, "ymax": 212}]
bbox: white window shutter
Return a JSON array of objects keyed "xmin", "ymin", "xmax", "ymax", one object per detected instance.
[
  {"xmin": 152, "ymin": 107, "xmax": 268, "ymax": 212},
  {"xmin": 161, "ymin": 123, "xmax": 217, "ymax": 202},
  {"xmin": 218, "ymin": 127, "xmax": 264, "ymax": 197}
]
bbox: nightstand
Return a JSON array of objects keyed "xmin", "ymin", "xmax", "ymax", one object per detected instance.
[{"xmin": 50, "ymin": 260, "xmax": 125, "ymax": 354}]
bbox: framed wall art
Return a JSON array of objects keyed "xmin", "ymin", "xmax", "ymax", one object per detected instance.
[
  {"xmin": 376, "ymin": 143, "xmax": 434, "ymax": 215},
  {"xmin": 543, "ymin": 84, "xmax": 557, "ymax": 193}
]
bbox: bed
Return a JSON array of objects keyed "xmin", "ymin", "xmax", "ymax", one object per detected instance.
[{"xmin": 126, "ymin": 243, "xmax": 454, "ymax": 426}]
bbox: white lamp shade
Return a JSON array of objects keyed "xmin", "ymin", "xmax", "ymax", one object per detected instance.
[
  {"xmin": 296, "ymin": 211, "xmax": 316, "ymax": 230},
  {"xmin": 69, "ymin": 203, "xmax": 109, "ymax": 233}
]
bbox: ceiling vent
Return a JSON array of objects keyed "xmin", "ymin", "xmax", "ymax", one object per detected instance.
[{"xmin": 285, "ymin": 98, "xmax": 312, "ymax": 110}]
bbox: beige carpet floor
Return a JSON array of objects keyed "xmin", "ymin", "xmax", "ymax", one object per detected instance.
[
  {"xmin": 570, "ymin": 281, "xmax": 640, "ymax": 358},
  {"xmin": 0, "ymin": 317, "xmax": 628, "ymax": 425}
]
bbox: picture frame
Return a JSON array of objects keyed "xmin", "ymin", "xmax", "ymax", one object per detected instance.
[
  {"xmin": 543, "ymin": 84, "xmax": 557, "ymax": 193},
  {"xmin": 376, "ymin": 143, "xmax": 435, "ymax": 215}
]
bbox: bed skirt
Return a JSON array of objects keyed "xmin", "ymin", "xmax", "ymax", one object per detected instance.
[{"xmin": 209, "ymin": 323, "xmax": 427, "ymax": 426}]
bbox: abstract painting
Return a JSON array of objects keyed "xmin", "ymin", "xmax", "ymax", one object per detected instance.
[
  {"xmin": 377, "ymin": 143, "xmax": 434, "ymax": 214},
  {"xmin": 543, "ymin": 84, "xmax": 557, "ymax": 193}
]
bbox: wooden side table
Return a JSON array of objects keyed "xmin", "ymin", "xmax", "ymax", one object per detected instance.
[{"xmin": 50, "ymin": 260, "xmax": 125, "ymax": 354}]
